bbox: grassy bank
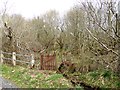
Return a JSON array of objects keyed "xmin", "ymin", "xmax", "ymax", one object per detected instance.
[
  {"xmin": 1, "ymin": 64, "xmax": 120, "ymax": 89},
  {"xmin": 1, "ymin": 64, "xmax": 73, "ymax": 88},
  {"xmin": 69, "ymin": 70, "xmax": 120, "ymax": 89}
]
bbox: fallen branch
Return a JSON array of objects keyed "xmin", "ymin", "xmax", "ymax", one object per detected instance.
[{"xmin": 85, "ymin": 28, "xmax": 118, "ymax": 56}]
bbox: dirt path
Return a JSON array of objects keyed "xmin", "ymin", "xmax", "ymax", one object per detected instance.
[{"xmin": 0, "ymin": 76, "xmax": 18, "ymax": 89}]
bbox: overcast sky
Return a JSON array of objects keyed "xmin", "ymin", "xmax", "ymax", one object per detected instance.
[
  {"xmin": 0, "ymin": 0, "xmax": 78, "ymax": 19},
  {"xmin": 0, "ymin": 0, "xmax": 119, "ymax": 19}
]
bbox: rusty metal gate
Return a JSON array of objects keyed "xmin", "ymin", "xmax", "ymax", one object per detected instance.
[{"xmin": 40, "ymin": 54, "xmax": 57, "ymax": 70}]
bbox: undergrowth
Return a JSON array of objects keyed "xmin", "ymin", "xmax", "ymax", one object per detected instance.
[
  {"xmin": 1, "ymin": 64, "xmax": 120, "ymax": 89},
  {"xmin": 71, "ymin": 70, "xmax": 120, "ymax": 89}
]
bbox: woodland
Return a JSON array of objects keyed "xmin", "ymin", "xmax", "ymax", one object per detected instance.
[{"xmin": 0, "ymin": 0, "xmax": 120, "ymax": 89}]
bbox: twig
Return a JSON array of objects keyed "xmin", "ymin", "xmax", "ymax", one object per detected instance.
[{"xmin": 85, "ymin": 28, "xmax": 118, "ymax": 56}]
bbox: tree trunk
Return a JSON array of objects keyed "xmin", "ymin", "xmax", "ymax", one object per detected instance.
[{"xmin": 117, "ymin": 1, "xmax": 120, "ymax": 76}]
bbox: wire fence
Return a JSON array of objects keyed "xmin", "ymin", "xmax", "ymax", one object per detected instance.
[{"xmin": 0, "ymin": 50, "xmax": 35, "ymax": 67}]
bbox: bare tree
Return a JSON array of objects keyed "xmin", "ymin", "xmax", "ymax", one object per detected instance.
[{"xmin": 80, "ymin": 0, "xmax": 119, "ymax": 72}]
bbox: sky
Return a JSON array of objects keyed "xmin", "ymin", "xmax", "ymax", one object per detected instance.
[
  {"xmin": 0, "ymin": 0, "xmax": 119, "ymax": 19},
  {"xmin": 0, "ymin": 0, "xmax": 77, "ymax": 19}
]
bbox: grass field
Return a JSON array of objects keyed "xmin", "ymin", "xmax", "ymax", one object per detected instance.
[
  {"xmin": 1, "ymin": 64, "xmax": 120, "ymax": 89},
  {"xmin": 1, "ymin": 64, "xmax": 73, "ymax": 88}
]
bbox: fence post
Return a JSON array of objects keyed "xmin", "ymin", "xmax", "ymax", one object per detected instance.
[
  {"xmin": 30, "ymin": 54, "xmax": 35, "ymax": 68},
  {"xmin": 40, "ymin": 55, "xmax": 43, "ymax": 70},
  {"xmin": 12, "ymin": 52, "xmax": 16, "ymax": 66},
  {"xmin": 1, "ymin": 51, "xmax": 4, "ymax": 64}
]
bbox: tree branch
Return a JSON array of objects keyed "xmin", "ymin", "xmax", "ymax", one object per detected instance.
[{"xmin": 85, "ymin": 28, "xmax": 118, "ymax": 56}]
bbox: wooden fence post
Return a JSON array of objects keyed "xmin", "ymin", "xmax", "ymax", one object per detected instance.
[
  {"xmin": 40, "ymin": 55, "xmax": 43, "ymax": 70},
  {"xmin": 12, "ymin": 52, "xmax": 16, "ymax": 66},
  {"xmin": 1, "ymin": 51, "xmax": 4, "ymax": 64},
  {"xmin": 30, "ymin": 54, "xmax": 35, "ymax": 68}
]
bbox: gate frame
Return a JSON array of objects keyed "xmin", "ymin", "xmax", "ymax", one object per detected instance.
[{"xmin": 40, "ymin": 54, "xmax": 57, "ymax": 70}]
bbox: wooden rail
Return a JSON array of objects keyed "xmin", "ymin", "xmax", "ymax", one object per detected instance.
[{"xmin": 0, "ymin": 50, "xmax": 35, "ymax": 67}]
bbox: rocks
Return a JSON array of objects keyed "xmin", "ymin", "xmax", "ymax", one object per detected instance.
[
  {"xmin": 58, "ymin": 60, "xmax": 76, "ymax": 74},
  {"xmin": 58, "ymin": 60, "xmax": 100, "ymax": 74},
  {"xmin": 57, "ymin": 61, "xmax": 101, "ymax": 90}
]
